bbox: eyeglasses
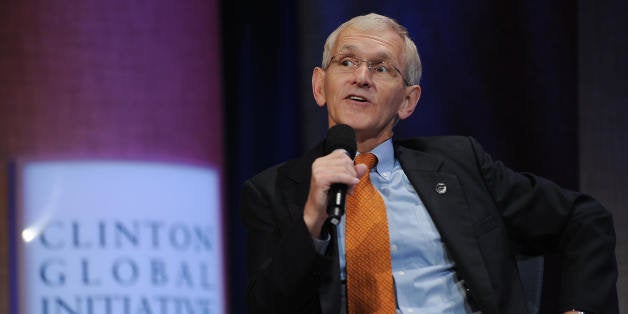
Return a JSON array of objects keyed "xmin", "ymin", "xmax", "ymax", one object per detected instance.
[{"xmin": 328, "ymin": 54, "xmax": 410, "ymax": 86}]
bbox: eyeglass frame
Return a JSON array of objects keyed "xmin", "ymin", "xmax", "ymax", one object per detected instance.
[{"xmin": 327, "ymin": 54, "xmax": 411, "ymax": 86}]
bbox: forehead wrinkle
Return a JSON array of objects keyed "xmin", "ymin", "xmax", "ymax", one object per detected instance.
[{"xmin": 335, "ymin": 44, "xmax": 394, "ymax": 62}]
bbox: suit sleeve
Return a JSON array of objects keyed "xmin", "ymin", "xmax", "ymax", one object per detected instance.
[
  {"xmin": 467, "ymin": 136, "xmax": 618, "ymax": 313},
  {"xmin": 240, "ymin": 171, "xmax": 336, "ymax": 313}
]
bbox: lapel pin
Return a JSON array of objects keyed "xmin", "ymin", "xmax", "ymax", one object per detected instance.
[{"xmin": 435, "ymin": 182, "xmax": 447, "ymax": 194}]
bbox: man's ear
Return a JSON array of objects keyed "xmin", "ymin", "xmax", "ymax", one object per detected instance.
[
  {"xmin": 312, "ymin": 67, "xmax": 327, "ymax": 107},
  {"xmin": 398, "ymin": 85, "xmax": 421, "ymax": 120}
]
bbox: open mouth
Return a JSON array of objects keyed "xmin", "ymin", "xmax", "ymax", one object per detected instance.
[{"xmin": 348, "ymin": 95, "xmax": 367, "ymax": 102}]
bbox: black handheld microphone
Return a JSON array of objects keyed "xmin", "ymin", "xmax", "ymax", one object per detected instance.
[{"xmin": 324, "ymin": 124, "xmax": 356, "ymax": 225}]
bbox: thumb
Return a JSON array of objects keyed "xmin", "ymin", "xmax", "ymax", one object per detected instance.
[
  {"xmin": 354, "ymin": 163, "xmax": 369, "ymax": 179},
  {"xmin": 347, "ymin": 163, "xmax": 368, "ymax": 195}
]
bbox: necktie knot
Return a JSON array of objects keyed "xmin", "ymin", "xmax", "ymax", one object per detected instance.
[{"xmin": 355, "ymin": 153, "xmax": 378, "ymax": 170}]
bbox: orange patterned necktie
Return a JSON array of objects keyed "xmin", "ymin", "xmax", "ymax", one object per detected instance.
[{"xmin": 345, "ymin": 153, "xmax": 396, "ymax": 313}]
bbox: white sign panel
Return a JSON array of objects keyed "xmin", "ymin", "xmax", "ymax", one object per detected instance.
[{"xmin": 14, "ymin": 161, "xmax": 225, "ymax": 314}]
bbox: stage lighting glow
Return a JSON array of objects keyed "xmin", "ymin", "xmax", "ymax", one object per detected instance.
[{"xmin": 21, "ymin": 227, "xmax": 37, "ymax": 243}]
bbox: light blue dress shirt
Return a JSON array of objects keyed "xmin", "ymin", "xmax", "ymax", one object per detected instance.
[{"xmin": 336, "ymin": 139, "xmax": 476, "ymax": 314}]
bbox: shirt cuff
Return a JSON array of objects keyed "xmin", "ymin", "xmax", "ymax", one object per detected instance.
[{"xmin": 312, "ymin": 232, "xmax": 331, "ymax": 255}]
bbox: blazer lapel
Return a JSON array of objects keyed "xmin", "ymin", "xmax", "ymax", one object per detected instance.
[{"xmin": 395, "ymin": 145, "xmax": 498, "ymax": 313}]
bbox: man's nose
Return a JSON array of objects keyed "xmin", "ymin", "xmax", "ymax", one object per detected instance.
[{"xmin": 353, "ymin": 62, "xmax": 373, "ymax": 86}]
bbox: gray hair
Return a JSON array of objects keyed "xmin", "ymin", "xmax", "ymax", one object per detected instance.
[{"xmin": 321, "ymin": 13, "xmax": 422, "ymax": 85}]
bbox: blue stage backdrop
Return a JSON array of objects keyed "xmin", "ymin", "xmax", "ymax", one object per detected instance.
[{"xmin": 223, "ymin": 1, "xmax": 627, "ymax": 313}]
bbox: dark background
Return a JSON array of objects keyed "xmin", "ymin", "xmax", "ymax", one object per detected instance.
[{"xmin": 222, "ymin": 1, "xmax": 627, "ymax": 313}]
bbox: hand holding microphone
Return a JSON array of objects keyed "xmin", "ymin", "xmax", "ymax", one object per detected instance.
[
  {"xmin": 303, "ymin": 124, "xmax": 366, "ymax": 237},
  {"xmin": 323, "ymin": 124, "xmax": 357, "ymax": 225}
]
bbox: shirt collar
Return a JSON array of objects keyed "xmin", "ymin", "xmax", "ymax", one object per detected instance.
[{"xmin": 358, "ymin": 138, "xmax": 394, "ymax": 176}]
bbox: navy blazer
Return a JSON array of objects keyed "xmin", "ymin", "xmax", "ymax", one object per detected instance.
[{"xmin": 241, "ymin": 136, "xmax": 617, "ymax": 313}]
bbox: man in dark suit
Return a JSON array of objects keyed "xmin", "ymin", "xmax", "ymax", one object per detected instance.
[{"xmin": 240, "ymin": 13, "xmax": 617, "ymax": 313}]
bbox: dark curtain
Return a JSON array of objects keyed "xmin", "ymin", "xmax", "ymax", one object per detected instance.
[{"xmin": 222, "ymin": 1, "xmax": 581, "ymax": 313}]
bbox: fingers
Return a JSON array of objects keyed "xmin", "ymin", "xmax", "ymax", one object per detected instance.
[
  {"xmin": 306, "ymin": 150, "xmax": 361, "ymax": 214},
  {"xmin": 304, "ymin": 150, "xmax": 361, "ymax": 236},
  {"xmin": 311, "ymin": 150, "xmax": 360, "ymax": 189}
]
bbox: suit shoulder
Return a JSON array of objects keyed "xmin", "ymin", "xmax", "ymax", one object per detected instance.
[
  {"xmin": 244, "ymin": 142, "xmax": 323, "ymax": 192},
  {"xmin": 245, "ymin": 151, "xmax": 314, "ymax": 187},
  {"xmin": 395, "ymin": 135, "xmax": 477, "ymax": 154},
  {"xmin": 394, "ymin": 136, "xmax": 492, "ymax": 170},
  {"xmin": 241, "ymin": 163, "xmax": 280, "ymax": 192}
]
